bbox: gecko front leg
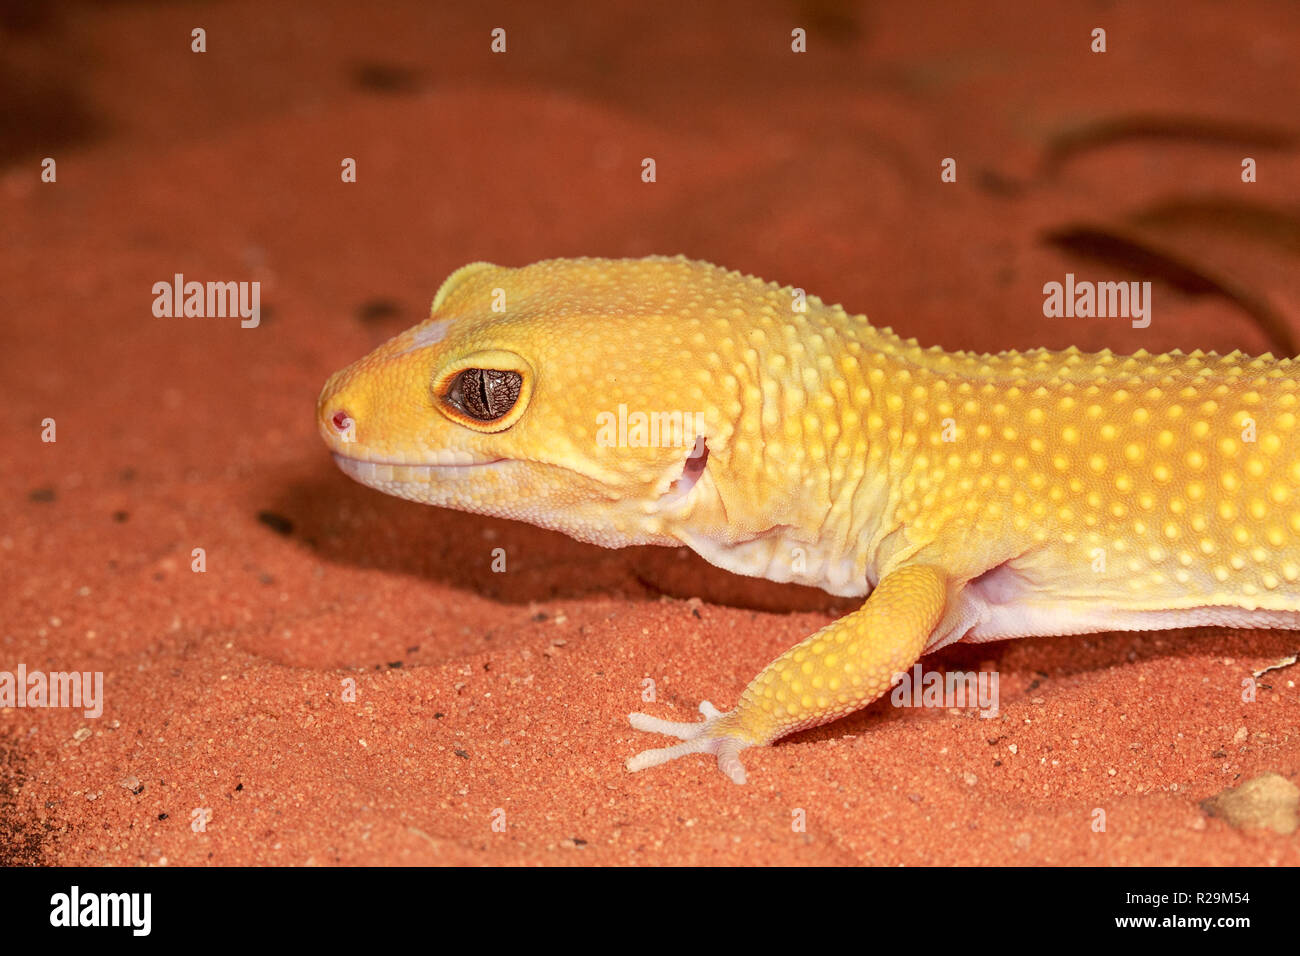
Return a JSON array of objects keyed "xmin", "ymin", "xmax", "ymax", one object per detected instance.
[{"xmin": 627, "ymin": 564, "xmax": 948, "ymax": 783}]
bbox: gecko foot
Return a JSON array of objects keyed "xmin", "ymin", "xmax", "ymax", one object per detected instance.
[{"xmin": 626, "ymin": 700, "xmax": 753, "ymax": 784}]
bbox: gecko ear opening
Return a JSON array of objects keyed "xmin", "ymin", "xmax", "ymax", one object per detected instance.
[
  {"xmin": 433, "ymin": 349, "xmax": 534, "ymax": 433},
  {"xmin": 658, "ymin": 437, "xmax": 709, "ymax": 505}
]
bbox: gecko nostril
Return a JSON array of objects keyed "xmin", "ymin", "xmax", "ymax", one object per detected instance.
[{"xmin": 331, "ymin": 410, "xmax": 354, "ymax": 433}]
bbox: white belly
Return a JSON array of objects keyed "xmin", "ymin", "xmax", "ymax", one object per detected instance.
[{"xmin": 926, "ymin": 560, "xmax": 1300, "ymax": 650}]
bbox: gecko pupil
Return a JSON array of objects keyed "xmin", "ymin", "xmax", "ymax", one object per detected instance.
[{"xmin": 453, "ymin": 368, "xmax": 522, "ymax": 421}]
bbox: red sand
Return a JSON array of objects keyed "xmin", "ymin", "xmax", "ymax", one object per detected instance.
[{"xmin": 2, "ymin": 0, "xmax": 1298, "ymax": 865}]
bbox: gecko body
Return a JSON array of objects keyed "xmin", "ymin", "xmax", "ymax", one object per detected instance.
[{"xmin": 318, "ymin": 256, "xmax": 1300, "ymax": 782}]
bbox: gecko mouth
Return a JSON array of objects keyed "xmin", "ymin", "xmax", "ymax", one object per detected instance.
[{"xmin": 332, "ymin": 452, "xmax": 505, "ymax": 484}]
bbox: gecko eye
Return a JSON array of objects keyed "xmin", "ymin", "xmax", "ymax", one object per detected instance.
[
  {"xmin": 433, "ymin": 350, "xmax": 533, "ymax": 432},
  {"xmin": 445, "ymin": 368, "xmax": 523, "ymax": 422}
]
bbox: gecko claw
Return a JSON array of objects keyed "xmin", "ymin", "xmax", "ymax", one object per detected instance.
[{"xmin": 626, "ymin": 700, "xmax": 751, "ymax": 784}]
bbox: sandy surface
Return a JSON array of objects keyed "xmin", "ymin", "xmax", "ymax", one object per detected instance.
[{"xmin": 2, "ymin": 0, "xmax": 1298, "ymax": 865}]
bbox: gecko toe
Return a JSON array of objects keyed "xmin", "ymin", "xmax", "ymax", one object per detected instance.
[{"xmin": 625, "ymin": 700, "xmax": 752, "ymax": 783}]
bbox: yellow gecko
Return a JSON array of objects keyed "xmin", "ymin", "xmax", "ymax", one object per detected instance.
[{"xmin": 317, "ymin": 256, "xmax": 1300, "ymax": 784}]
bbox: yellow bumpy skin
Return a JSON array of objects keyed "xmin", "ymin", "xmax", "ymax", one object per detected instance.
[{"xmin": 319, "ymin": 255, "xmax": 1300, "ymax": 784}]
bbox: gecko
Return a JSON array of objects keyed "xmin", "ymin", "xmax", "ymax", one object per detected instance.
[{"xmin": 317, "ymin": 255, "xmax": 1300, "ymax": 784}]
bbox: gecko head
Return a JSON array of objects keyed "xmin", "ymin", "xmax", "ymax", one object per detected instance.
[{"xmin": 317, "ymin": 256, "xmax": 733, "ymax": 548}]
